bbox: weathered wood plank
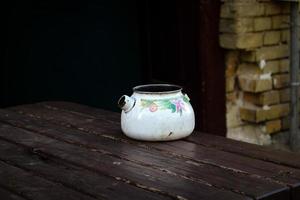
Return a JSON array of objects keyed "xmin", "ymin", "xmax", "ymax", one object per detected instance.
[
  {"xmin": 0, "ymin": 109, "xmax": 290, "ymax": 200},
  {"xmin": 8, "ymin": 102, "xmax": 300, "ymax": 199},
  {"xmin": 0, "ymin": 123, "xmax": 249, "ymax": 200},
  {"xmin": 0, "ymin": 160, "xmax": 97, "ymax": 200},
  {"xmin": 0, "ymin": 187, "xmax": 27, "ymax": 200},
  {"xmin": 150, "ymin": 141, "xmax": 300, "ymax": 200},
  {"xmin": 38, "ymin": 101, "xmax": 120, "ymax": 121},
  {"xmin": 0, "ymin": 139, "xmax": 171, "ymax": 200},
  {"xmin": 36, "ymin": 101, "xmax": 300, "ymax": 169},
  {"xmin": 8, "ymin": 103, "xmax": 300, "ymax": 186},
  {"xmin": 186, "ymin": 133, "xmax": 300, "ymax": 168}
]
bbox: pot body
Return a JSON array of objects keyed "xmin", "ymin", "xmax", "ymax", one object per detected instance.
[{"xmin": 120, "ymin": 90, "xmax": 195, "ymax": 141}]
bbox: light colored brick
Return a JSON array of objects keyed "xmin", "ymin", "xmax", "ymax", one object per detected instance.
[
  {"xmin": 225, "ymin": 51, "xmax": 239, "ymax": 77},
  {"xmin": 234, "ymin": 3, "xmax": 265, "ymax": 17},
  {"xmin": 220, "ymin": 18, "xmax": 254, "ymax": 33},
  {"xmin": 227, "ymin": 125, "xmax": 271, "ymax": 146},
  {"xmin": 264, "ymin": 31, "xmax": 281, "ymax": 45},
  {"xmin": 267, "ymin": 104, "xmax": 290, "ymax": 120},
  {"xmin": 267, "ymin": 103, "xmax": 290, "ymax": 120},
  {"xmin": 279, "ymin": 59, "xmax": 290, "ymax": 72},
  {"xmin": 263, "ymin": 60, "xmax": 280, "ymax": 74},
  {"xmin": 226, "ymin": 76, "xmax": 236, "ymax": 92},
  {"xmin": 220, "ymin": 19, "xmax": 235, "ymax": 33},
  {"xmin": 243, "ymin": 90, "xmax": 280, "ymax": 106},
  {"xmin": 237, "ymin": 63, "xmax": 260, "ymax": 75},
  {"xmin": 227, "ymin": 104, "xmax": 244, "ymax": 128},
  {"xmin": 241, "ymin": 45, "xmax": 289, "ymax": 62},
  {"xmin": 264, "ymin": 119, "xmax": 281, "ymax": 134},
  {"xmin": 264, "ymin": 3, "xmax": 282, "ymax": 16},
  {"xmin": 260, "ymin": 91, "xmax": 280, "ymax": 105},
  {"xmin": 220, "ymin": 34, "xmax": 237, "ymax": 49},
  {"xmin": 272, "ymin": 15, "xmax": 290, "ymax": 29},
  {"xmin": 234, "ymin": 18, "xmax": 254, "ymax": 33},
  {"xmin": 220, "ymin": 33, "xmax": 263, "ymax": 49},
  {"xmin": 256, "ymin": 45, "xmax": 289, "ymax": 60},
  {"xmin": 226, "ymin": 66, "xmax": 237, "ymax": 77},
  {"xmin": 221, "ymin": 4, "xmax": 235, "ymax": 19},
  {"xmin": 279, "ymin": 88, "xmax": 290, "ymax": 102},
  {"xmin": 238, "ymin": 75, "xmax": 273, "ymax": 92},
  {"xmin": 226, "ymin": 92, "xmax": 237, "ymax": 103},
  {"xmin": 237, "ymin": 61, "xmax": 279, "ymax": 75},
  {"xmin": 254, "ymin": 17, "xmax": 272, "ymax": 31},
  {"xmin": 273, "ymin": 74, "xmax": 290, "ymax": 89},
  {"xmin": 240, "ymin": 103, "xmax": 289, "ymax": 122},
  {"xmin": 240, "ymin": 107, "xmax": 258, "ymax": 122}
]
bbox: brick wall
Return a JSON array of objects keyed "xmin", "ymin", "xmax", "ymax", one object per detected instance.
[{"xmin": 220, "ymin": 0, "xmax": 296, "ymax": 145}]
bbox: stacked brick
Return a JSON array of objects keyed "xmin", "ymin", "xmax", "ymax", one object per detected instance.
[{"xmin": 220, "ymin": 0, "xmax": 294, "ymax": 145}]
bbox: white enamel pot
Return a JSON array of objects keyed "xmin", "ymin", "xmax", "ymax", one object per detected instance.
[{"xmin": 118, "ymin": 84, "xmax": 195, "ymax": 141}]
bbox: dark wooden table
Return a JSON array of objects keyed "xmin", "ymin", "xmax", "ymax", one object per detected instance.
[{"xmin": 1, "ymin": 102, "xmax": 300, "ymax": 200}]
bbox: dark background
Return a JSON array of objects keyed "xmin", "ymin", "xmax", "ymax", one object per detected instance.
[
  {"xmin": 1, "ymin": 0, "xmax": 143, "ymax": 111},
  {"xmin": 0, "ymin": 0, "xmax": 226, "ymax": 135}
]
